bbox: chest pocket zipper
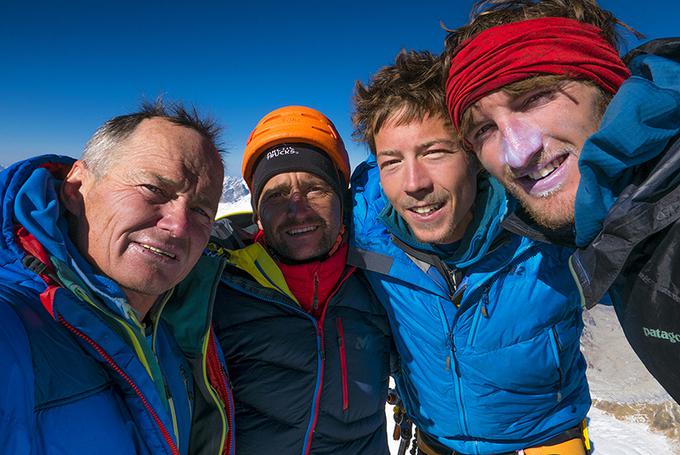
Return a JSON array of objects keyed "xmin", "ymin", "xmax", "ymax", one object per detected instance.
[
  {"xmin": 549, "ymin": 326, "xmax": 564, "ymax": 401},
  {"xmin": 335, "ymin": 317, "xmax": 349, "ymax": 411}
]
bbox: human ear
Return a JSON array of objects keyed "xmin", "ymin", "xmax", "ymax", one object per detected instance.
[{"xmin": 60, "ymin": 161, "xmax": 90, "ymax": 216}]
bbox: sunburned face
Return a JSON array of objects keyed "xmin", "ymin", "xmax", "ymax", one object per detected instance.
[
  {"xmin": 62, "ymin": 118, "xmax": 223, "ymax": 317},
  {"xmin": 257, "ymin": 172, "xmax": 342, "ymax": 261},
  {"xmin": 375, "ymin": 113, "xmax": 477, "ymax": 245},
  {"xmin": 464, "ymin": 80, "xmax": 603, "ymax": 228}
]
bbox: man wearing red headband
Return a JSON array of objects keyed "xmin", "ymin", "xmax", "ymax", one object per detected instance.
[{"xmin": 445, "ymin": 0, "xmax": 680, "ymax": 403}]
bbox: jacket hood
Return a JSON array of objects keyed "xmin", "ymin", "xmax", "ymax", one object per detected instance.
[
  {"xmin": 0, "ymin": 155, "xmax": 136, "ymax": 318},
  {"xmin": 575, "ymin": 41, "xmax": 680, "ymax": 246},
  {"xmin": 351, "ymin": 152, "xmax": 510, "ymax": 268}
]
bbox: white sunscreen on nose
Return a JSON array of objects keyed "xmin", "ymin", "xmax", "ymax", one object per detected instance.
[{"xmin": 501, "ymin": 119, "xmax": 543, "ymax": 168}]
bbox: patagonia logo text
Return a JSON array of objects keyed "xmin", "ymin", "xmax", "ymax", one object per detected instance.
[
  {"xmin": 267, "ymin": 146, "xmax": 298, "ymax": 160},
  {"xmin": 643, "ymin": 327, "xmax": 680, "ymax": 344}
]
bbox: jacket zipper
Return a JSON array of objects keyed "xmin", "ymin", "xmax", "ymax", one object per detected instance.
[
  {"xmin": 439, "ymin": 242, "xmax": 534, "ymax": 443},
  {"xmin": 549, "ymin": 326, "xmax": 564, "ymax": 402},
  {"xmin": 466, "ymin": 289, "xmax": 489, "ymax": 347},
  {"xmin": 335, "ymin": 317, "xmax": 349, "ymax": 411},
  {"xmin": 59, "ymin": 315, "xmax": 179, "ymax": 455},
  {"xmin": 303, "ymin": 269, "xmax": 354, "ymax": 455},
  {"xmin": 302, "ymin": 323, "xmax": 325, "ymax": 455},
  {"xmin": 312, "ymin": 272, "xmax": 320, "ymax": 313},
  {"xmin": 149, "ymin": 312, "xmax": 180, "ymax": 449},
  {"xmin": 447, "ymin": 330, "xmax": 469, "ymax": 438},
  {"xmin": 207, "ymin": 329, "xmax": 234, "ymax": 454},
  {"xmin": 222, "ymin": 269, "xmax": 354, "ymax": 455},
  {"xmin": 220, "ymin": 280, "xmax": 325, "ymax": 455}
]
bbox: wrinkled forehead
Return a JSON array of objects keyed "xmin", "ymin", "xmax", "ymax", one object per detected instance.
[
  {"xmin": 117, "ymin": 120, "xmax": 223, "ymax": 193},
  {"xmin": 262, "ymin": 171, "xmax": 331, "ymax": 192}
]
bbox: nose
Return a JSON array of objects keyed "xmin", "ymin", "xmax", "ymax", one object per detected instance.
[
  {"xmin": 157, "ymin": 201, "xmax": 192, "ymax": 238},
  {"xmin": 499, "ymin": 117, "xmax": 543, "ymax": 169},
  {"xmin": 403, "ymin": 159, "xmax": 433, "ymax": 196},
  {"xmin": 287, "ymin": 192, "xmax": 315, "ymax": 219}
]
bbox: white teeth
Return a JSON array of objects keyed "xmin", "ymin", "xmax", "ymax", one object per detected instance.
[
  {"xmin": 142, "ymin": 244, "xmax": 176, "ymax": 259},
  {"xmin": 412, "ymin": 205, "xmax": 438, "ymax": 215},
  {"xmin": 287, "ymin": 226, "xmax": 317, "ymax": 235}
]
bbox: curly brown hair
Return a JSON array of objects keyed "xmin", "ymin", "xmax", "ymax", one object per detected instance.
[{"xmin": 352, "ymin": 50, "xmax": 451, "ymax": 154}]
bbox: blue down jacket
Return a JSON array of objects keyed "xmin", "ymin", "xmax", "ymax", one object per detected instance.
[
  {"xmin": 0, "ymin": 156, "xmax": 234, "ymax": 454},
  {"xmin": 211, "ymin": 238, "xmax": 391, "ymax": 455},
  {"xmin": 350, "ymin": 156, "xmax": 590, "ymax": 454}
]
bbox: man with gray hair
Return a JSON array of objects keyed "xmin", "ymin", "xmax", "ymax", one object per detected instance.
[{"xmin": 0, "ymin": 101, "xmax": 234, "ymax": 454}]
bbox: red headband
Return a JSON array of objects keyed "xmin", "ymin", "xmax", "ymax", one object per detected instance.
[{"xmin": 445, "ymin": 17, "xmax": 631, "ymax": 131}]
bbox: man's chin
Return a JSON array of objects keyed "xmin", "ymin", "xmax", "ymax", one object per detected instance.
[
  {"xmin": 411, "ymin": 228, "xmax": 455, "ymax": 246},
  {"xmin": 518, "ymin": 194, "xmax": 575, "ymax": 230}
]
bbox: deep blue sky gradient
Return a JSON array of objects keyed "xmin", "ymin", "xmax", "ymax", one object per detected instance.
[{"xmin": 1, "ymin": 0, "xmax": 678, "ymax": 174}]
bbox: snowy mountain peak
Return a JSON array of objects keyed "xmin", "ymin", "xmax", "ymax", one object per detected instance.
[
  {"xmin": 221, "ymin": 175, "xmax": 249, "ymax": 204},
  {"xmin": 218, "ymin": 176, "xmax": 251, "ymax": 219}
]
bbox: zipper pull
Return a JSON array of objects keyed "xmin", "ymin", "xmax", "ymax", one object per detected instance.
[
  {"xmin": 312, "ymin": 272, "xmax": 319, "ymax": 311},
  {"xmin": 449, "ymin": 331, "xmax": 461, "ymax": 377}
]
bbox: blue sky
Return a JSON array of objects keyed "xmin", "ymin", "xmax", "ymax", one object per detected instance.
[{"xmin": 1, "ymin": 0, "xmax": 678, "ymax": 175}]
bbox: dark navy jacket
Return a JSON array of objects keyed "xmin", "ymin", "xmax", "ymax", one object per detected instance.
[{"xmin": 211, "ymin": 239, "xmax": 391, "ymax": 455}]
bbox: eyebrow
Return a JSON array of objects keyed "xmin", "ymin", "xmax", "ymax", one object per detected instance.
[
  {"xmin": 261, "ymin": 182, "xmax": 291, "ymax": 197},
  {"xmin": 377, "ymin": 139, "xmax": 458, "ymax": 158},
  {"xmin": 376, "ymin": 149, "xmax": 402, "ymax": 158},
  {"xmin": 137, "ymin": 171, "xmax": 216, "ymax": 209},
  {"xmin": 419, "ymin": 139, "xmax": 457, "ymax": 149}
]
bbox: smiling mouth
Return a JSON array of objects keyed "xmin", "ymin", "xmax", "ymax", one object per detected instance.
[
  {"xmin": 286, "ymin": 225, "xmax": 319, "ymax": 236},
  {"xmin": 409, "ymin": 202, "xmax": 444, "ymax": 216},
  {"xmin": 141, "ymin": 243, "xmax": 177, "ymax": 259},
  {"xmin": 526, "ymin": 155, "xmax": 567, "ymax": 181},
  {"xmin": 513, "ymin": 153, "xmax": 568, "ymax": 186},
  {"xmin": 511, "ymin": 153, "xmax": 570, "ymax": 197}
]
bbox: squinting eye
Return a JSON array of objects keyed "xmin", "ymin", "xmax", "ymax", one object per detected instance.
[
  {"xmin": 143, "ymin": 184, "xmax": 162, "ymax": 193},
  {"xmin": 378, "ymin": 160, "xmax": 399, "ymax": 170},
  {"xmin": 306, "ymin": 187, "xmax": 329, "ymax": 199},
  {"xmin": 424, "ymin": 150, "xmax": 449, "ymax": 159},
  {"xmin": 264, "ymin": 192, "xmax": 283, "ymax": 201},
  {"xmin": 471, "ymin": 123, "xmax": 495, "ymax": 142},
  {"xmin": 192, "ymin": 207, "xmax": 211, "ymax": 219},
  {"xmin": 142, "ymin": 184, "xmax": 168, "ymax": 199},
  {"xmin": 522, "ymin": 90, "xmax": 554, "ymax": 109}
]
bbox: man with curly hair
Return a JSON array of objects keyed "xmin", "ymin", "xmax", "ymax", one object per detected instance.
[{"xmin": 351, "ymin": 50, "xmax": 591, "ymax": 455}]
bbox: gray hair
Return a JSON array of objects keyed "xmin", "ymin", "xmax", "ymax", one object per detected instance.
[{"xmin": 81, "ymin": 99, "xmax": 223, "ymax": 176}]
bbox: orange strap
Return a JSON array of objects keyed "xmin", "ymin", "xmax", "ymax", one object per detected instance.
[
  {"xmin": 522, "ymin": 437, "xmax": 586, "ymax": 455},
  {"xmin": 416, "ymin": 431, "xmax": 587, "ymax": 455}
]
